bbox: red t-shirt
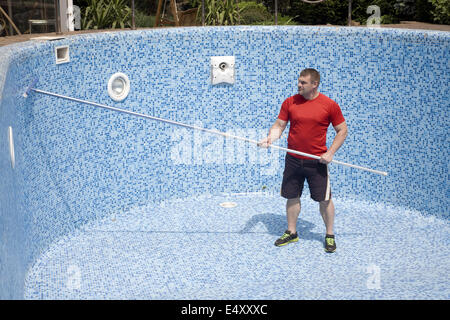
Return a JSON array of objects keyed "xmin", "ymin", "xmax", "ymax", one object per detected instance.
[{"xmin": 278, "ymin": 93, "xmax": 345, "ymax": 159}]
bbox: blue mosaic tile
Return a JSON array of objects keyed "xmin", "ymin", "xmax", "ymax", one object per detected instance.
[
  {"xmin": 0, "ymin": 26, "xmax": 449, "ymax": 299},
  {"xmin": 22, "ymin": 195, "xmax": 450, "ymax": 299}
]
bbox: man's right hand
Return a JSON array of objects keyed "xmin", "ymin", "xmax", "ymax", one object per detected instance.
[
  {"xmin": 258, "ymin": 120, "xmax": 286, "ymax": 148},
  {"xmin": 257, "ymin": 136, "xmax": 272, "ymax": 148}
]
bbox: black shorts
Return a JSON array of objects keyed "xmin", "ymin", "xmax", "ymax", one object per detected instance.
[{"xmin": 281, "ymin": 153, "xmax": 331, "ymax": 202}]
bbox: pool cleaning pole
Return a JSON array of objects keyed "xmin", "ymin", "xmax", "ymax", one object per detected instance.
[{"xmin": 25, "ymin": 86, "xmax": 388, "ymax": 177}]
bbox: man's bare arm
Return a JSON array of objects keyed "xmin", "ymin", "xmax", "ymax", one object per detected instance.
[
  {"xmin": 258, "ymin": 118, "xmax": 288, "ymax": 148},
  {"xmin": 319, "ymin": 121, "xmax": 348, "ymax": 164}
]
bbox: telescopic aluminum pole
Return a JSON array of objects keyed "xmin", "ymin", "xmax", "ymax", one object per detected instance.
[{"xmin": 25, "ymin": 85, "xmax": 389, "ymax": 177}]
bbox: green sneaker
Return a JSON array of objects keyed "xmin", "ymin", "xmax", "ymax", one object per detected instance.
[
  {"xmin": 324, "ymin": 234, "xmax": 336, "ymax": 253},
  {"xmin": 274, "ymin": 230, "xmax": 299, "ymax": 247}
]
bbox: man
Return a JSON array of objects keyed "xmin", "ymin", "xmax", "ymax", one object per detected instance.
[{"xmin": 258, "ymin": 68, "xmax": 348, "ymax": 253}]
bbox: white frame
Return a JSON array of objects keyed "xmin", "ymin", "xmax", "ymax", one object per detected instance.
[
  {"xmin": 211, "ymin": 56, "xmax": 235, "ymax": 85},
  {"xmin": 55, "ymin": 45, "xmax": 70, "ymax": 64}
]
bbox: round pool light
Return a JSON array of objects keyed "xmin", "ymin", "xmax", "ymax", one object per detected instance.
[
  {"xmin": 108, "ymin": 73, "xmax": 130, "ymax": 102},
  {"xmin": 112, "ymin": 78, "xmax": 125, "ymax": 94}
]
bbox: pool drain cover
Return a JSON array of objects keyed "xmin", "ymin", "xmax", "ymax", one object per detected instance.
[{"xmin": 219, "ymin": 202, "xmax": 237, "ymax": 208}]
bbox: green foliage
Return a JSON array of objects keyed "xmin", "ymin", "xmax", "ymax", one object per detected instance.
[
  {"xmin": 380, "ymin": 15, "xmax": 396, "ymax": 24},
  {"xmin": 77, "ymin": 0, "xmax": 447, "ymax": 30},
  {"xmin": 189, "ymin": 0, "xmax": 202, "ymax": 8},
  {"xmin": 109, "ymin": 0, "xmax": 132, "ymax": 29},
  {"xmin": 260, "ymin": 14, "xmax": 299, "ymax": 25},
  {"xmin": 261, "ymin": 0, "xmax": 292, "ymax": 15},
  {"xmin": 286, "ymin": 0, "xmax": 442, "ymax": 26},
  {"xmin": 342, "ymin": 0, "xmax": 441, "ymax": 25},
  {"xmin": 192, "ymin": 0, "xmax": 296, "ymax": 25},
  {"xmin": 346, "ymin": 0, "xmax": 398, "ymax": 25},
  {"xmin": 196, "ymin": 0, "xmax": 241, "ymax": 26},
  {"xmin": 394, "ymin": 0, "xmax": 416, "ymax": 17},
  {"xmin": 289, "ymin": 0, "xmax": 350, "ymax": 25},
  {"xmin": 415, "ymin": 0, "xmax": 435, "ymax": 22},
  {"xmin": 276, "ymin": 14, "xmax": 299, "ymax": 25},
  {"xmin": 134, "ymin": 10, "xmax": 155, "ymax": 28},
  {"xmin": 428, "ymin": 0, "xmax": 450, "ymax": 24},
  {"xmin": 81, "ymin": 0, "xmax": 131, "ymax": 30},
  {"xmin": 238, "ymin": 1, "xmax": 272, "ymax": 24}
]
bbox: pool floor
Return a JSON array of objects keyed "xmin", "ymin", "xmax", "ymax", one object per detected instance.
[{"xmin": 24, "ymin": 193, "xmax": 449, "ymax": 299}]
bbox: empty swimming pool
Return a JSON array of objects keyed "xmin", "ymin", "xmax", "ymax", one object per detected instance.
[{"xmin": 0, "ymin": 26, "xmax": 449, "ymax": 299}]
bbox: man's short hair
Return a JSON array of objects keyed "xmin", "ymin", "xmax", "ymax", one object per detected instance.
[{"xmin": 300, "ymin": 68, "xmax": 320, "ymax": 85}]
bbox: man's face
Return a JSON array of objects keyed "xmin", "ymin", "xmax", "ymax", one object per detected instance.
[{"xmin": 298, "ymin": 75, "xmax": 317, "ymax": 96}]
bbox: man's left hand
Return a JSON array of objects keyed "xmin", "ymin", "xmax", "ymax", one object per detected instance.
[{"xmin": 319, "ymin": 152, "xmax": 334, "ymax": 164}]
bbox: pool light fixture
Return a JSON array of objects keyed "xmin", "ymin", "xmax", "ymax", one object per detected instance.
[{"xmin": 108, "ymin": 73, "xmax": 130, "ymax": 102}]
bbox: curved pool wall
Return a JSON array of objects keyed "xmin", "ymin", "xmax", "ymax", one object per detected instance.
[{"xmin": 0, "ymin": 26, "xmax": 449, "ymax": 299}]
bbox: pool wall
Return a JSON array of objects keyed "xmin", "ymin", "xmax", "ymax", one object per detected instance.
[{"xmin": 0, "ymin": 26, "xmax": 449, "ymax": 299}]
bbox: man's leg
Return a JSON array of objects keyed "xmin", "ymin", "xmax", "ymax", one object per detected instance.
[
  {"xmin": 319, "ymin": 199, "xmax": 335, "ymax": 235},
  {"xmin": 276, "ymin": 154, "xmax": 304, "ymax": 246},
  {"xmin": 287, "ymin": 198, "xmax": 301, "ymax": 233},
  {"xmin": 307, "ymin": 162, "xmax": 336, "ymax": 252},
  {"xmin": 274, "ymin": 197, "xmax": 301, "ymax": 247}
]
